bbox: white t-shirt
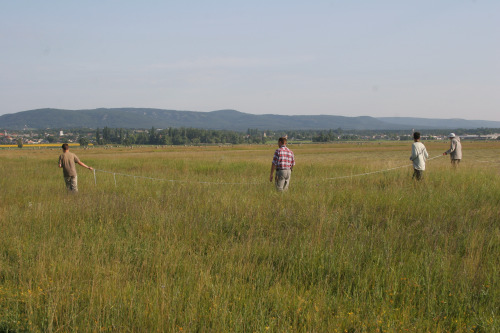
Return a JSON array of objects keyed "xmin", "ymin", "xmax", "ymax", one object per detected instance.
[{"xmin": 410, "ymin": 142, "xmax": 429, "ymax": 170}]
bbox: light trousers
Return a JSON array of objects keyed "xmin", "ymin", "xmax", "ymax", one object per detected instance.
[
  {"xmin": 275, "ymin": 169, "xmax": 291, "ymax": 191},
  {"xmin": 64, "ymin": 175, "xmax": 78, "ymax": 192}
]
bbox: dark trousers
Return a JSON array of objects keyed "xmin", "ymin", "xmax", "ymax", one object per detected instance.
[{"xmin": 412, "ymin": 169, "xmax": 424, "ymax": 181}]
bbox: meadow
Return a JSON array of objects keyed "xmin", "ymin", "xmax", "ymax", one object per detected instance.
[{"xmin": 0, "ymin": 141, "xmax": 498, "ymax": 332}]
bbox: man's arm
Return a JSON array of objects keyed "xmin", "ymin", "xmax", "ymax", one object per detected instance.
[
  {"xmin": 269, "ymin": 163, "xmax": 276, "ymax": 182},
  {"xmin": 448, "ymin": 140, "xmax": 456, "ymax": 154},
  {"xmin": 77, "ymin": 161, "xmax": 93, "ymax": 170},
  {"xmin": 410, "ymin": 144, "xmax": 417, "ymax": 161}
]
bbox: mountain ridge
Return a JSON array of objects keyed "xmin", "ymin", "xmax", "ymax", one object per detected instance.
[{"xmin": 1, "ymin": 108, "xmax": 499, "ymax": 131}]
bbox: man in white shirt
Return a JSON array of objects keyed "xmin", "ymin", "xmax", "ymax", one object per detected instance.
[
  {"xmin": 410, "ymin": 132, "xmax": 429, "ymax": 181},
  {"xmin": 443, "ymin": 133, "xmax": 462, "ymax": 167}
]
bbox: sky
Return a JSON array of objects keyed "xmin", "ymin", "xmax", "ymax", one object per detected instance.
[{"xmin": 1, "ymin": 0, "xmax": 499, "ymax": 121}]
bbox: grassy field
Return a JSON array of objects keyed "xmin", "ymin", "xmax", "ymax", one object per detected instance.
[{"xmin": 0, "ymin": 141, "xmax": 499, "ymax": 332}]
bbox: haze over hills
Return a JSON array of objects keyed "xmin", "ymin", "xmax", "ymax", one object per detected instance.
[{"xmin": 1, "ymin": 108, "xmax": 499, "ymax": 131}]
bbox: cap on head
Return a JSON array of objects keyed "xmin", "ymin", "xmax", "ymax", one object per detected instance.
[{"xmin": 448, "ymin": 133, "xmax": 456, "ymax": 138}]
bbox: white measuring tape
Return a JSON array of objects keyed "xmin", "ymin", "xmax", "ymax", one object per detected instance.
[
  {"xmin": 92, "ymin": 168, "xmax": 259, "ymax": 186},
  {"xmin": 91, "ymin": 154, "xmax": 444, "ymax": 187},
  {"xmin": 323, "ymin": 154, "xmax": 443, "ymax": 180}
]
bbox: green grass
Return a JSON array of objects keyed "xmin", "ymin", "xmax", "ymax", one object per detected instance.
[{"xmin": 0, "ymin": 142, "xmax": 499, "ymax": 332}]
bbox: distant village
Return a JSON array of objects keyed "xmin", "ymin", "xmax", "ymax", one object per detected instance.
[{"xmin": 1, "ymin": 127, "xmax": 499, "ymax": 147}]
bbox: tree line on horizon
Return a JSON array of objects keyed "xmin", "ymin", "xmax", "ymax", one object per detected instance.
[
  {"xmin": 3, "ymin": 126, "xmax": 499, "ymax": 147},
  {"xmin": 94, "ymin": 127, "xmax": 264, "ymax": 146},
  {"xmin": 90, "ymin": 126, "xmax": 500, "ymax": 146}
]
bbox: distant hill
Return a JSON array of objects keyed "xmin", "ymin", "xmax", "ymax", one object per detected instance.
[
  {"xmin": 376, "ymin": 117, "xmax": 500, "ymax": 130},
  {"xmin": 1, "ymin": 108, "xmax": 499, "ymax": 131}
]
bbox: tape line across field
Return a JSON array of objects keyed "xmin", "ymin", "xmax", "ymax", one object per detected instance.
[{"xmin": 91, "ymin": 155, "xmax": 445, "ymax": 186}]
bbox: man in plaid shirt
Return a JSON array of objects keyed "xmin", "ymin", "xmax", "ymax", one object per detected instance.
[{"xmin": 269, "ymin": 137, "xmax": 295, "ymax": 191}]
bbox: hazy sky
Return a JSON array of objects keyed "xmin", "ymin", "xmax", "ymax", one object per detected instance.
[{"xmin": 1, "ymin": 0, "xmax": 499, "ymax": 120}]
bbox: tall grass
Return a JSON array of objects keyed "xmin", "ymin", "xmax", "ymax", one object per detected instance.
[{"xmin": 0, "ymin": 142, "xmax": 499, "ymax": 332}]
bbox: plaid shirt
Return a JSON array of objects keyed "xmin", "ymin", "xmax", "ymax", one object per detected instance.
[{"xmin": 272, "ymin": 145, "xmax": 295, "ymax": 169}]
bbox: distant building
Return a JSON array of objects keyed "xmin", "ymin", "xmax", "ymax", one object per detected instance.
[{"xmin": 460, "ymin": 134, "xmax": 499, "ymax": 140}]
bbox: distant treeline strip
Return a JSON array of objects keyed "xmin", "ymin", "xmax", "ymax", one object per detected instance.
[
  {"xmin": 90, "ymin": 127, "xmax": 500, "ymax": 146},
  {"xmin": 3, "ymin": 127, "xmax": 499, "ymax": 147}
]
